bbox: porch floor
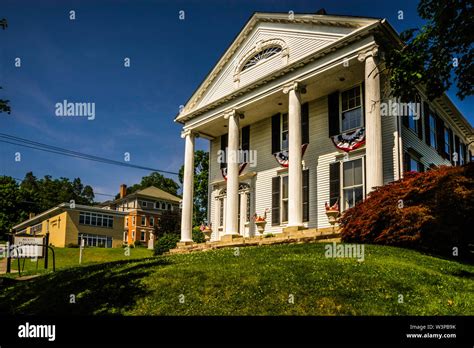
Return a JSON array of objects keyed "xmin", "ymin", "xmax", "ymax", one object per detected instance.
[{"xmin": 169, "ymin": 227, "xmax": 340, "ymax": 255}]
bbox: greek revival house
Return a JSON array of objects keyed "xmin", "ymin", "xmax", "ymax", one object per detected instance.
[{"xmin": 176, "ymin": 12, "xmax": 473, "ymax": 243}]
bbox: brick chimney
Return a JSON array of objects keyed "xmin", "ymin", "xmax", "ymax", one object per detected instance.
[{"xmin": 120, "ymin": 184, "xmax": 127, "ymax": 199}]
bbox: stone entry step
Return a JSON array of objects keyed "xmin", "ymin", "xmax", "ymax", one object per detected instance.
[{"xmin": 168, "ymin": 228, "xmax": 340, "ymax": 255}]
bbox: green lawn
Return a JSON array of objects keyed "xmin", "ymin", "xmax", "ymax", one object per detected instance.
[
  {"xmin": 0, "ymin": 243, "xmax": 473, "ymax": 315},
  {"xmin": 4, "ymin": 246, "xmax": 153, "ymax": 277}
]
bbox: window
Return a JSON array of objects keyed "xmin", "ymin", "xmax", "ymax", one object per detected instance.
[
  {"xmin": 142, "ymin": 201, "xmax": 147, "ymax": 208},
  {"xmin": 140, "ymin": 231, "xmax": 146, "ymax": 241},
  {"xmin": 342, "ymin": 158, "xmax": 364, "ymax": 211},
  {"xmin": 155, "ymin": 201, "xmax": 159, "ymax": 209},
  {"xmin": 125, "ymin": 217, "xmax": 128, "ymax": 227},
  {"xmin": 408, "ymin": 105, "xmax": 418, "ymax": 133},
  {"xmin": 141, "ymin": 216, "xmax": 146, "ymax": 226},
  {"xmin": 150, "ymin": 217, "xmax": 154, "ymax": 227},
  {"xmin": 132, "ymin": 230, "xmax": 135, "ymax": 240},
  {"xmin": 78, "ymin": 233, "xmax": 112, "ymax": 248},
  {"xmin": 460, "ymin": 144, "xmax": 465, "ymax": 165},
  {"xmin": 281, "ymin": 175, "xmax": 289, "ymax": 223},
  {"xmin": 429, "ymin": 114, "xmax": 437, "ymax": 149},
  {"xmin": 246, "ymin": 193, "xmax": 251, "ymax": 223},
  {"xmin": 340, "ymin": 86, "xmax": 363, "ymax": 132},
  {"xmin": 132, "ymin": 216, "xmax": 136, "ymax": 226},
  {"xmin": 444, "ymin": 128, "xmax": 451, "ymax": 160},
  {"xmin": 167, "ymin": 203, "xmax": 171, "ymax": 210},
  {"xmin": 405, "ymin": 153, "xmax": 424, "ymax": 172},
  {"xmin": 281, "ymin": 113, "xmax": 289, "ymax": 151},
  {"xmin": 161, "ymin": 202, "xmax": 166, "ymax": 210},
  {"xmin": 219, "ymin": 198, "xmax": 224, "ymax": 227},
  {"xmin": 242, "ymin": 46, "xmax": 282, "ymax": 71},
  {"xmin": 79, "ymin": 212, "xmax": 114, "ymax": 228},
  {"xmin": 31, "ymin": 223, "xmax": 43, "ymax": 234}
]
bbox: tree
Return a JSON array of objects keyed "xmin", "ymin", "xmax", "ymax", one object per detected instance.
[
  {"xmin": 179, "ymin": 150, "xmax": 209, "ymax": 226},
  {"xmin": 115, "ymin": 172, "xmax": 180, "ymax": 199},
  {"xmin": 0, "ymin": 176, "xmax": 23, "ymax": 240},
  {"xmin": 386, "ymin": 0, "xmax": 472, "ymax": 101},
  {"xmin": 0, "ymin": 18, "xmax": 11, "ymax": 114},
  {"xmin": 153, "ymin": 210, "xmax": 180, "ymax": 239}
]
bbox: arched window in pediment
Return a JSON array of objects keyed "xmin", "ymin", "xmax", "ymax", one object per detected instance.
[{"xmin": 241, "ymin": 46, "xmax": 282, "ymax": 72}]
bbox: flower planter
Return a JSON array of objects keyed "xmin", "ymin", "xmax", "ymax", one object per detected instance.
[
  {"xmin": 202, "ymin": 228, "xmax": 212, "ymax": 241},
  {"xmin": 255, "ymin": 220, "xmax": 267, "ymax": 235},
  {"xmin": 325, "ymin": 210, "xmax": 339, "ymax": 225}
]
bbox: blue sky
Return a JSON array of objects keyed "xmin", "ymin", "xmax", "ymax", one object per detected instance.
[{"xmin": 0, "ymin": 0, "xmax": 472, "ymax": 201}]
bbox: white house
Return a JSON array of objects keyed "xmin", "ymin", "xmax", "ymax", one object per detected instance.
[{"xmin": 175, "ymin": 11, "xmax": 473, "ymax": 243}]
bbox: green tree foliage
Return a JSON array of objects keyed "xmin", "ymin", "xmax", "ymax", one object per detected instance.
[
  {"xmin": 340, "ymin": 163, "xmax": 474, "ymax": 260},
  {"xmin": 386, "ymin": 0, "xmax": 472, "ymax": 101},
  {"xmin": 116, "ymin": 172, "xmax": 180, "ymax": 199},
  {"xmin": 0, "ymin": 172, "xmax": 95, "ymax": 239},
  {"xmin": 153, "ymin": 209, "xmax": 180, "ymax": 239},
  {"xmin": 179, "ymin": 150, "xmax": 209, "ymax": 226}
]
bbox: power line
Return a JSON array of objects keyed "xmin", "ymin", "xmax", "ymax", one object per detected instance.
[{"xmin": 0, "ymin": 133, "xmax": 180, "ymax": 176}]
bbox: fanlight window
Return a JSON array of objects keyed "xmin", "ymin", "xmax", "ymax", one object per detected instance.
[{"xmin": 242, "ymin": 46, "xmax": 282, "ymax": 72}]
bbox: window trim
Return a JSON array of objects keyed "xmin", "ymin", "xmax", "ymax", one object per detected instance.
[
  {"xmin": 281, "ymin": 113, "xmax": 289, "ymax": 151},
  {"xmin": 339, "ymin": 84, "xmax": 364, "ymax": 133},
  {"xmin": 280, "ymin": 174, "xmax": 289, "ymax": 224},
  {"xmin": 340, "ymin": 157, "xmax": 365, "ymax": 212}
]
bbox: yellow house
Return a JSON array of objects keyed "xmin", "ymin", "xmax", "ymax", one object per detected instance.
[{"xmin": 12, "ymin": 203, "xmax": 127, "ymax": 248}]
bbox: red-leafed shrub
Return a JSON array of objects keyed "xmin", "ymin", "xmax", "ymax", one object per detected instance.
[{"xmin": 340, "ymin": 163, "xmax": 474, "ymax": 260}]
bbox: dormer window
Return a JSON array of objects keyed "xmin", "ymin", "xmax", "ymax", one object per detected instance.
[{"xmin": 241, "ymin": 46, "xmax": 282, "ymax": 72}]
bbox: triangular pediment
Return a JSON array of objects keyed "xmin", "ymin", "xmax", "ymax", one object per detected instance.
[{"xmin": 176, "ymin": 13, "xmax": 379, "ymax": 122}]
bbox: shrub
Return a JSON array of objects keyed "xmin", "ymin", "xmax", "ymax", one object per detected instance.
[
  {"xmin": 154, "ymin": 233, "xmax": 180, "ymax": 256},
  {"xmin": 339, "ymin": 163, "xmax": 474, "ymax": 260},
  {"xmin": 192, "ymin": 227, "xmax": 206, "ymax": 243},
  {"xmin": 66, "ymin": 243, "xmax": 79, "ymax": 248},
  {"xmin": 264, "ymin": 233, "xmax": 275, "ymax": 238}
]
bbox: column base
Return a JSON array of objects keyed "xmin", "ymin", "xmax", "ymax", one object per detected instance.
[
  {"xmin": 283, "ymin": 225, "xmax": 305, "ymax": 233},
  {"xmin": 177, "ymin": 241, "xmax": 194, "ymax": 247},
  {"xmin": 220, "ymin": 234, "xmax": 243, "ymax": 242}
]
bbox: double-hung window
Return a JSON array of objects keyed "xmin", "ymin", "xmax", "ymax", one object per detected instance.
[
  {"xmin": 281, "ymin": 113, "xmax": 289, "ymax": 151},
  {"xmin": 429, "ymin": 114, "xmax": 437, "ymax": 149},
  {"xmin": 342, "ymin": 158, "xmax": 364, "ymax": 210},
  {"xmin": 281, "ymin": 175, "xmax": 289, "ymax": 223},
  {"xmin": 340, "ymin": 86, "xmax": 363, "ymax": 132}
]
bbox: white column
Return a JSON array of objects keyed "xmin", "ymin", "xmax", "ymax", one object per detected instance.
[
  {"xmin": 225, "ymin": 110, "xmax": 239, "ymax": 235},
  {"xmin": 284, "ymin": 82, "xmax": 303, "ymax": 227},
  {"xmin": 358, "ymin": 46, "xmax": 383, "ymax": 192},
  {"xmin": 180, "ymin": 130, "xmax": 195, "ymax": 242}
]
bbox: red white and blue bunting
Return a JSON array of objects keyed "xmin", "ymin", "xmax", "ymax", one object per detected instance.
[
  {"xmin": 331, "ymin": 127, "xmax": 365, "ymax": 152},
  {"xmin": 273, "ymin": 143, "xmax": 308, "ymax": 168},
  {"xmin": 221, "ymin": 163, "xmax": 247, "ymax": 180}
]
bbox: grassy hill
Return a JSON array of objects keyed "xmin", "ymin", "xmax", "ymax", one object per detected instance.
[{"xmin": 0, "ymin": 243, "xmax": 473, "ymax": 315}]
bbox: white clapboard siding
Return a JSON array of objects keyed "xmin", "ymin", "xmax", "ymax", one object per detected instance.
[{"xmin": 401, "ymin": 126, "xmax": 451, "ymax": 168}]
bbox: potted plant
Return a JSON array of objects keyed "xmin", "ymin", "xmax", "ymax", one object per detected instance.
[
  {"xmin": 253, "ymin": 209, "xmax": 268, "ymax": 235},
  {"xmin": 200, "ymin": 223, "xmax": 212, "ymax": 241},
  {"xmin": 325, "ymin": 201, "xmax": 340, "ymax": 231}
]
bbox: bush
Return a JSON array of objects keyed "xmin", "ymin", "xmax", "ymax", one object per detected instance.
[
  {"xmin": 192, "ymin": 227, "xmax": 206, "ymax": 243},
  {"xmin": 154, "ymin": 233, "xmax": 180, "ymax": 256},
  {"xmin": 340, "ymin": 163, "xmax": 474, "ymax": 260},
  {"xmin": 66, "ymin": 243, "xmax": 79, "ymax": 248}
]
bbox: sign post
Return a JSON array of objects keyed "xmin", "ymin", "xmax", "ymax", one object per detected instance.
[{"xmin": 79, "ymin": 235, "xmax": 84, "ymax": 264}]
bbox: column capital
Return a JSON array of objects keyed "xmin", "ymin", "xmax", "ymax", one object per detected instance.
[
  {"xmin": 357, "ymin": 45, "xmax": 379, "ymax": 62},
  {"xmin": 180, "ymin": 129, "xmax": 196, "ymax": 139},
  {"xmin": 223, "ymin": 109, "xmax": 236, "ymax": 120},
  {"xmin": 283, "ymin": 81, "xmax": 304, "ymax": 95}
]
